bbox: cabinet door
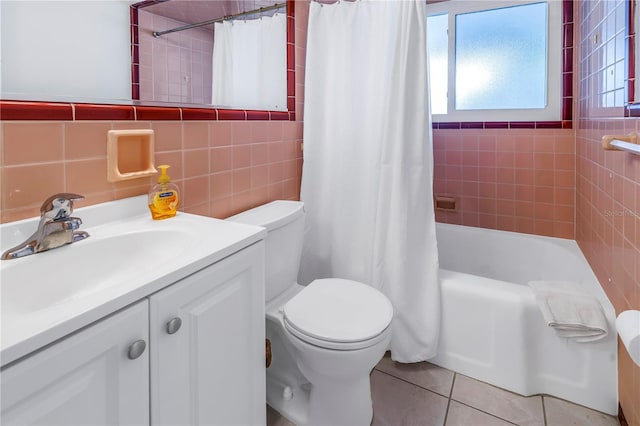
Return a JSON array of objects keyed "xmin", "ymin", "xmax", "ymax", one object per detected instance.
[
  {"xmin": 150, "ymin": 242, "xmax": 266, "ymax": 426},
  {"xmin": 1, "ymin": 300, "xmax": 149, "ymax": 426}
]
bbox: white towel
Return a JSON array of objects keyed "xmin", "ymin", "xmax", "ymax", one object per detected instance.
[{"xmin": 528, "ymin": 281, "xmax": 608, "ymax": 343}]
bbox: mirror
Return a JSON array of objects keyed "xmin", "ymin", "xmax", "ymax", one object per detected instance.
[
  {"xmin": 134, "ymin": 0, "xmax": 287, "ymax": 110},
  {"xmin": 0, "ymin": 0, "xmax": 291, "ymax": 112}
]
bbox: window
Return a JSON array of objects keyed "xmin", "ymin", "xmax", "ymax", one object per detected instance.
[{"xmin": 426, "ymin": 0, "xmax": 562, "ymax": 123}]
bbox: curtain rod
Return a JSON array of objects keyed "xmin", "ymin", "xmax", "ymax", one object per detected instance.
[{"xmin": 152, "ymin": 2, "xmax": 286, "ymax": 38}]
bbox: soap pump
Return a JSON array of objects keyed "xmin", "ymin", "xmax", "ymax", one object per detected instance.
[{"xmin": 148, "ymin": 165, "xmax": 179, "ymax": 220}]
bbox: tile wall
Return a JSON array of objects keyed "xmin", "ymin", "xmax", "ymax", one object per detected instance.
[
  {"xmin": 575, "ymin": 1, "xmax": 639, "ymax": 424},
  {"xmin": 433, "ymin": 128, "xmax": 576, "ymax": 239}
]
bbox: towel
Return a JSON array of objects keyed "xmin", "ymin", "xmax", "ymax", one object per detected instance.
[{"xmin": 528, "ymin": 281, "xmax": 608, "ymax": 343}]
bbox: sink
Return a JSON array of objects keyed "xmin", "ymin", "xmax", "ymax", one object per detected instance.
[
  {"xmin": 2, "ymin": 229, "xmax": 192, "ymax": 316},
  {"xmin": 0, "ymin": 195, "xmax": 266, "ymax": 366}
]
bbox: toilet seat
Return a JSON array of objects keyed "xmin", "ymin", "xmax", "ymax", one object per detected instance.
[{"xmin": 282, "ymin": 278, "xmax": 393, "ymax": 350}]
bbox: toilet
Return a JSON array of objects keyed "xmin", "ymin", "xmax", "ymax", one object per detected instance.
[{"xmin": 227, "ymin": 200, "xmax": 393, "ymax": 426}]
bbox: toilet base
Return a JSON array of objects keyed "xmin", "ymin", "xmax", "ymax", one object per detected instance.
[
  {"xmin": 307, "ymin": 376, "xmax": 373, "ymax": 426},
  {"xmin": 267, "ymin": 376, "xmax": 374, "ymax": 426}
]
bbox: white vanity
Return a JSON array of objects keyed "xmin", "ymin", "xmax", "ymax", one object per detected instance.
[{"xmin": 0, "ymin": 196, "xmax": 267, "ymax": 425}]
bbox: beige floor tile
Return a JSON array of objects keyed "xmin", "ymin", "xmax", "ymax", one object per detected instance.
[
  {"xmin": 445, "ymin": 401, "xmax": 514, "ymax": 426},
  {"xmin": 451, "ymin": 375, "xmax": 544, "ymax": 426},
  {"xmin": 266, "ymin": 404, "xmax": 296, "ymax": 426},
  {"xmin": 543, "ymin": 396, "xmax": 620, "ymax": 426},
  {"xmin": 371, "ymin": 370, "xmax": 449, "ymax": 426},
  {"xmin": 375, "ymin": 352, "xmax": 455, "ymax": 397}
]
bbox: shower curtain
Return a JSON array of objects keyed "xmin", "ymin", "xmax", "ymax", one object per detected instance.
[
  {"xmin": 299, "ymin": 0, "xmax": 440, "ymax": 362},
  {"xmin": 211, "ymin": 13, "xmax": 287, "ymax": 110}
]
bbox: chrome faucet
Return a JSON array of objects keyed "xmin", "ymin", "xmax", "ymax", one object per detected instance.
[{"xmin": 1, "ymin": 193, "xmax": 90, "ymax": 260}]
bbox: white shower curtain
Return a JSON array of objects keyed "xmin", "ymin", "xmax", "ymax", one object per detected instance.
[
  {"xmin": 212, "ymin": 13, "xmax": 287, "ymax": 110},
  {"xmin": 299, "ymin": 0, "xmax": 440, "ymax": 362}
]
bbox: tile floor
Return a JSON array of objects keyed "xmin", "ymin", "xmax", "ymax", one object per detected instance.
[{"xmin": 266, "ymin": 353, "xmax": 621, "ymax": 426}]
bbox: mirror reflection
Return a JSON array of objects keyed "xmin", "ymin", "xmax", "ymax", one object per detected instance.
[
  {"xmin": 136, "ymin": 0, "xmax": 287, "ymax": 110},
  {"xmin": 0, "ymin": 0, "xmax": 288, "ymax": 111}
]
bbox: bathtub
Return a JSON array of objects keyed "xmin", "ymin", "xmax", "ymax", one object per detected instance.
[{"xmin": 432, "ymin": 223, "xmax": 618, "ymax": 415}]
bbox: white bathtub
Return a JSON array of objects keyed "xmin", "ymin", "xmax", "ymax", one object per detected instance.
[{"xmin": 432, "ymin": 223, "xmax": 618, "ymax": 415}]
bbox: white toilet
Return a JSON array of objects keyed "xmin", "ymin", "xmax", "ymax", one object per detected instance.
[{"xmin": 228, "ymin": 200, "xmax": 393, "ymax": 426}]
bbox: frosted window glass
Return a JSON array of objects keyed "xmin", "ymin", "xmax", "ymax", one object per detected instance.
[
  {"xmin": 455, "ymin": 2, "xmax": 547, "ymax": 110},
  {"xmin": 427, "ymin": 13, "xmax": 448, "ymax": 114}
]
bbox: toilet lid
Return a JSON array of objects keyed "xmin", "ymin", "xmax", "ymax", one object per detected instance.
[{"xmin": 282, "ymin": 278, "xmax": 393, "ymax": 347}]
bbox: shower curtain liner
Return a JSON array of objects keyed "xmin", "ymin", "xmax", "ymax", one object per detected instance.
[{"xmin": 299, "ymin": 0, "xmax": 440, "ymax": 362}]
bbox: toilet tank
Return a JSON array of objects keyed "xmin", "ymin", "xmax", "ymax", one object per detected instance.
[{"xmin": 227, "ymin": 201, "xmax": 305, "ymax": 302}]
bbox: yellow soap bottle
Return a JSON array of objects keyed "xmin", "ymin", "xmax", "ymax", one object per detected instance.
[{"xmin": 148, "ymin": 165, "xmax": 179, "ymax": 220}]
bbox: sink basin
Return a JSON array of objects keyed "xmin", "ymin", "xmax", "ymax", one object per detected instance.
[
  {"xmin": 2, "ymin": 229, "xmax": 192, "ymax": 316},
  {"xmin": 0, "ymin": 195, "xmax": 266, "ymax": 366}
]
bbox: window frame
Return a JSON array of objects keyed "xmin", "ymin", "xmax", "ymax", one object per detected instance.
[{"xmin": 426, "ymin": 0, "xmax": 563, "ymax": 124}]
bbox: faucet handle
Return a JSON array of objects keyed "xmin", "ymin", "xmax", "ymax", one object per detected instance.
[{"xmin": 40, "ymin": 193, "xmax": 84, "ymax": 221}]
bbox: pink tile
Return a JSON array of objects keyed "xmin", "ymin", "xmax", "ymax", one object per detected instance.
[
  {"xmin": 251, "ymin": 143, "xmax": 270, "ymax": 166},
  {"xmin": 515, "ymin": 153, "xmax": 534, "ymax": 168},
  {"xmin": 535, "ymin": 187, "xmax": 555, "ymax": 204},
  {"xmin": 3, "ymin": 122, "xmax": 64, "ymax": 165},
  {"xmin": 153, "ymin": 122, "xmax": 183, "ymax": 151},
  {"xmin": 210, "ymin": 122, "xmax": 232, "ymax": 147},
  {"xmin": 182, "ymin": 176, "xmax": 209, "ymax": 208},
  {"xmin": 496, "ymin": 151, "xmax": 515, "ymax": 167},
  {"xmin": 183, "ymin": 122, "xmax": 209, "ymax": 149},
  {"xmin": 446, "ymin": 150, "xmax": 463, "ymax": 165},
  {"xmin": 251, "ymin": 165, "xmax": 270, "ymax": 188},
  {"xmin": 65, "ymin": 159, "xmax": 111, "ymax": 195},
  {"xmin": 210, "ymin": 172, "xmax": 233, "ymax": 200},
  {"xmin": 233, "ymin": 168, "xmax": 252, "ymax": 193},
  {"xmin": 535, "ymin": 170, "xmax": 555, "ymax": 187},
  {"xmin": 65, "ymin": 122, "xmax": 111, "ymax": 160},
  {"xmin": 233, "ymin": 146, "xmax": 252, "ymax": 169},
  {"xmin": 211, "ymin": 147, "xmax": 232, "ymax": 173},
  {"xmin": 515, "ymin": 201, "xmax": 534, "ymax": 218},
  {"xmin": 534, "ymin": 153, "xmax": 555, "ymax": 170},
  {"xmin": 534, "ymin": 136, "xmax": 555, "ymax": 152},
  {"xmin": 184, "ymin": 149, "xmax": 209, "ymax": 178},
  {"xmin": 4, "ymin": 163, "xmax": 65, "ymax": 210}
]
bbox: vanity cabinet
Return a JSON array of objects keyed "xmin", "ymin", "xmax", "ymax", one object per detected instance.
[
  {"xmin": 1, "ymin": 301, "xmax": 150, "ymax": 425},
  {"xmin": 150, "ymin": 242, "xmax": 266, "ymax": 425},
  {"xmin": 1, "ymin": 242, "xmax": 265, "ymax": 426}
]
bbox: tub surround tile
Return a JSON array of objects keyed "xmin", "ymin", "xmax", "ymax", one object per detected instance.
[
  {"xmin": 433, "ymin": 128, "xmax": 576, "ymax": 239},
  {"xmin": 370, "ymin": 370, "xmax": 449, "ymax": 426},
  {"xmin": 451, "ymin": 374, "xmax": 544, "ymax": 426},
  {"xmin": 543, "ymin": 396, "xmax": 620, "ymax": 426},
  {"xmin": 374, "ymin": 352, "xmax": 455, "ymax": 398}
]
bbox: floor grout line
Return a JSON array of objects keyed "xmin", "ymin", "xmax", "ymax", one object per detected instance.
[
  {"xmin": 448, "ymin": 399, "xmax": 522, "ymax": 426},
  {"xmin": 373, "ymin": 368, "xmax": 453, "ymax": 400},
  {"xmin": 442, "ymin": 373, "xmax": 457, "ymax": 425}
]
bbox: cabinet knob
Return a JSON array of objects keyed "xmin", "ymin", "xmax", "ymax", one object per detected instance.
[
  {"xmin": 166, "ymin": 317, "xmax": 182, "ymax": 335},
  {"xmin": 127, "ymin": 339, "xmax": 146, "ymax": 360}
]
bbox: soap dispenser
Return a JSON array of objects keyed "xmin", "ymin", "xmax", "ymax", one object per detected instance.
[{"xmin": 148, "ymin": 165, "xmax": 179, "ymax": 220}]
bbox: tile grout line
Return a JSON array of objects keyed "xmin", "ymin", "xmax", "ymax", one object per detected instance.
[
  {"xmin": 542, "ymin": 395, "xmax": 548, "ymax": 426},
  {"xmin": 448, "ymin": 399, "xmax": 521, "ymax": 426},
  {"xmin": 442, "ymin": 372, "xmax": 457, "ymax": 425},
  {"xmin": 372, "ymin": 368, "xmax": 453, "ymax": 400}
]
